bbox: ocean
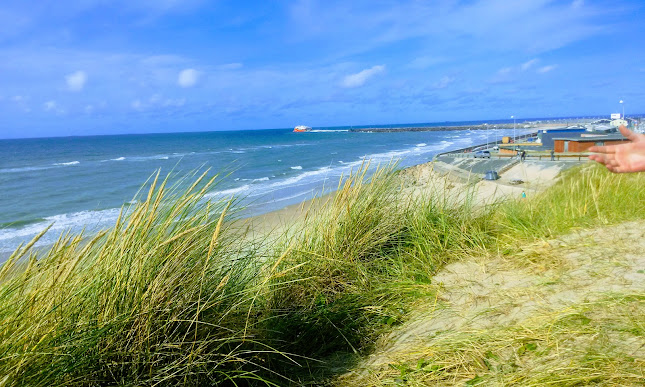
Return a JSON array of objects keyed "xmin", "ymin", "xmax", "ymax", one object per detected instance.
[{"xmin": 0, "ymin": 124, "xmax": 527, "ymax": 256}]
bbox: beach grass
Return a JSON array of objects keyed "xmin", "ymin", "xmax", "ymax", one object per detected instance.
[
  {"xmin": 495, "ymin": 163, "xmax": 645, "ymax": 240},
  {"xmin": 343, "ymin": 293, "xmax": 645, "ymax": 386},
  {"xmin": 0, "ymin": 171, "xmax": 285, "ymax": 385},
  {"xmin": 0, "ymin": 162, "xmax": 643, "ymax": 385}
]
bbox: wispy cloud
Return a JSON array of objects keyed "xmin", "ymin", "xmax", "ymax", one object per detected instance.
[
  {"xmin": 43, "ymin": 100, "xmax": 56, "ymax": 111},
  {"xmin": 43, "ymin": 100, "xmax": 65, "ymax": 114},
  {"xmin": 288, "ymin": 0, "xmax": 609, "ymax": 57},
  {"xmin": 216, "ymin": 63, "xmax": 243, "ymax": 70},
  {"xmin": 537, "ymin": 65, "xmax": 557, "ymax": 74},
  {"xmin": 66, "ymin": 71, "xmax": 87, "ymax": 91},
  {"xmin": 408, "ymin": 56, "xmax": 449, "ymax": 70},
  {"xmin": 131, "ymin": 99, "xmax": 143, "ymax": 110},
  {"xmin": 131, "ymin": 94, "xmax": 186, "ymax": 111},
  {"xmin": 341, "ymin": 65, "xmax": 385, "ymax": 88},
  {"xmin": 521, "ymin": 58, "xmax": 539, "ymax": 71},
  {"xmin": 177, "ymin": 68, "xmax": 199, "ymax": 87},
  {"xmin": 433, "ymin": 76, "xmax": 456, "ymax": 89}
]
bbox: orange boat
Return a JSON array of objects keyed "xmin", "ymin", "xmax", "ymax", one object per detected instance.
[{"xmin": 293, "ymin": 125, "xmax": 312, "ymax": 132}]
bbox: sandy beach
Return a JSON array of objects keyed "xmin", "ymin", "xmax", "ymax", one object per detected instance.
[{"xmin": 242, "ymin": 157, "xmax": 578, "ymax": 239}]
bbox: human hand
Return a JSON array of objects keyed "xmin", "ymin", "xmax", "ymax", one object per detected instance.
[{"xmin": 588, "ymin": 125, "xmax": 645, "ymax": 173}]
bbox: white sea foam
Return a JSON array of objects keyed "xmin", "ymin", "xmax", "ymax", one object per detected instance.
[
  {"xmin": 124, "ymin": 154, "xmax": 178, "ymax": 162},
  {"xmin": 291, "ymin": 166, "xmax": 303, "ymax": 170},
  {"xmin": 240, "ymin": 177, "xmax": 271, "ymax": 182},
  {"xmin": 0, "ymin": 208, "xmax": 122, "ymax": 253},
  {"xmin": 263, "ymin": 190, "xmax": 313, "ymax": 204},
  {"xmin": 112, "ymin": 157, "xmax": 126, "ymax": 161},
  {"xmin": 0, "ymin": 166, "xmax": 53, "ymax": 174},
  {"xmin": 53, "ymin": 161, "xmax": 80, "ymax": 166},
  {"xmin": 205, "ymin": 185, "xmax": 251, "ymax": 199},
  {"xmin": 416, "ymin": 143, "xmax": 427, "ymax": 147}
]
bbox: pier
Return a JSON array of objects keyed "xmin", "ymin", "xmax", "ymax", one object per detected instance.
[{"xmin": 349, "ymin": 124, "xmax": 520, "ymax": 133}]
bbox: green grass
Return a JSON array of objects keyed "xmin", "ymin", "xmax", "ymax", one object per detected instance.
[
  {"xmin": 0, "ymin": 163, "xmax": 644, "ymax": 385},
  {"xmin": 350, "ymin": 294, "xmax": 645, "ymax": 386},
  {"xmin": 0, "ymin": 171, "xmax": 283, "ymax": 385},
  {"xmin": 494, "ymin": 164, "xmax": 645, "ymax": 240}
]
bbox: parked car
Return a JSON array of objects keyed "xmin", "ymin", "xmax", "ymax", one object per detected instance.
[{"xmin": 474, "ymin": 150, "xmax": 491, "ymax": 159}]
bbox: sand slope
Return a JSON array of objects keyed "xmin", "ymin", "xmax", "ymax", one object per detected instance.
[{"xmin": 338, "ymin": 161, "xmax": 645, "ymax": 385}]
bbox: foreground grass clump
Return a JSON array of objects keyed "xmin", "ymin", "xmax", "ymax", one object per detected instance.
[
  {"xmin": 496, "ymin": 163, "xmax": 645, "ymax": 241},
  {"xmin": 262, "ymin": 166, "xmax": 494, "ymax": 381},
  {"xmin": 0, "ymin": 172, "xmax": 282, "ymax": 386},
  {"xmin": 1, "ymin": 162, "xmax": 644, "ymax": 385},
  {"xmin": 350, "ymin": 294, "xmax": 645, "ymax": 386}
]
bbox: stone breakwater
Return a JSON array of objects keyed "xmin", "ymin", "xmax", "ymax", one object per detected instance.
[{"xmin": 349, "ymin": 124, "xmax": 526, "ymax": 133}]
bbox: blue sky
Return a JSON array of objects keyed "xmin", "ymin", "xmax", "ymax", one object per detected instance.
[{"xmin": 1, "ymin": 0, "xmax": 644, "ymax": 138}]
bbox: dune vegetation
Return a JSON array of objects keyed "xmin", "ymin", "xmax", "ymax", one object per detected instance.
[{"xmin": 0, "ymin": 163, "xmax": 643, "ymax": 385}]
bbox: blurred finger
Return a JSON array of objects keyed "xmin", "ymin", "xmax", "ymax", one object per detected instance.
[
  {"xmin": 618, "ymin": 125, "xmax": 639, "ymax": 141},
  {"xmin": 589, "ymin": 144, "xmax": 620, "ymax": 154},
  {"xmin": 588, "ymin": 154, "xmax": 605, "ymax": 164}
]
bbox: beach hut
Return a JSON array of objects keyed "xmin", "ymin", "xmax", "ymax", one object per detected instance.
[{"xmin": 553, "ymin": 133, "xmax": 629, "ymax": 153}]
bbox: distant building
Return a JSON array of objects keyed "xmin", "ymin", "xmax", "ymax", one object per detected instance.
[
  {"xmin": 537, "ymin": 128, "xmax": 586, "ymax": 149},
  {"xmin": 553, "ymin": 133, "xmax": 629, "ymax": 153},
  {"xmin": 610, "ymin": 118, "xmax": 628, "ymax": 128}
]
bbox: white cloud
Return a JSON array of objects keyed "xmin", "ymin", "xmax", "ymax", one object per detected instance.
[
  {"xmin": 163, "ymin": 98, "xmax": 185, "ymax": 107},
  {"xmin": 178, "ymin": 68, "xmax": 199, "ymax": 87},
  {"xmin": 488, "ymin": 66, "xmax": 515, "ymax": 84},
  {"xmin": 43, "ymin": 100, "xmax": 65, "ymax": 114},
  {"xmin": 433, "ymin": 76, "xmax": 455, "ymax": 89},
  {"xmin": 43, "ymin": 100, "xmax": 56, "ymax": 111},
  {"xmin": 217, "ymin": 63, "xmax": 243, "ymax": 70},
  {"xmin": 66, "ymin": 70, "xmax": 87, "ymax": 91},
  {"xmin": 342, "ymin": 65, "xmax": 385, "ymax": 88},
  {"xmin": 521, "ymin": 58, "xmax": 539, "ymax": 71},
  {"xmin": 537, "ymin": 65, "xmax": 557, "ymax": 74},
  {"xmin": 408, "ymin": 56, "xmax": 448, "ymax": 70},
  {"xmin": 130, "ymin": 95, "xmax": 186, "ymax": 111},
  {"xmin": 289, "ymin": 0, "xmax": 608, "ymax": 56}
]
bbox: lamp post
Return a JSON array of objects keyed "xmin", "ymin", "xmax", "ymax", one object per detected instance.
[{"xmin": 511, "ymin": 115, "xmax": 515, "ymax": 142}]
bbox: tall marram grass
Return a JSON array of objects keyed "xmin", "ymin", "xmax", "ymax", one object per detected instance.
[
  {"xmin": 1, "ymin": 162, "xmax": 644, "ymax": 385},
  {"xmin": 495, "ymin": 163, "xmax": 645, "ymax": 241},
  {"xmin": 261, "ymin": 164, "xmax": 496, "ymax": 382},
  {"xmin": 0, "ymin": 171, "xmax": 284, "ymax": 386}
]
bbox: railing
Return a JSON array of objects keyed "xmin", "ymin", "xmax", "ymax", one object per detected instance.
[
  {"xmin": 433, "ymin": 132, "xmax": 536, "ymax": 160},
  {"xmin": 443, "ymin": 153, "xmax": 589, "ymax": 161}
]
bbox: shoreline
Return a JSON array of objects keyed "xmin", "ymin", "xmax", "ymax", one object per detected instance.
[
  {"xmin": 0, "ymin": 158, "xmax": 579, "ymax": 263},
  {"xmin": 0, "ymin": 131, "xmax": 582, "ymax": 262},
  {"xmin": 239, "ymin": 155, "xmax": 580, "ymax": 240}
]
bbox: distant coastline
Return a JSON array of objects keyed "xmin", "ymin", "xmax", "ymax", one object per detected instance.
[{"xmin": 349, "ymin": 124, "xmax": 520, "ymax": 133}]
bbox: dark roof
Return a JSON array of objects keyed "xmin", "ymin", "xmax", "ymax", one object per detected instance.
[
  {"xmin": 538, "ymin": 128, "xmax": 586, "ymax": 134},
  {"xmin": 552, "ymin": 134, "xmax": 628, "ymax": 142},
  {"xmin": 498, "ymin": 144, "xmax": 551, "ymax": 152}
]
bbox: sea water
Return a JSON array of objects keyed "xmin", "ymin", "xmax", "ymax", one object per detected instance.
[{"xmin": 0, "ymin": 125, "xmax": 526, "ymax": 256}]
